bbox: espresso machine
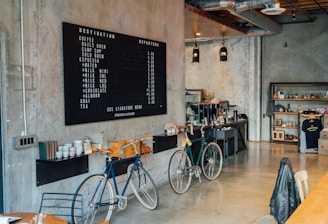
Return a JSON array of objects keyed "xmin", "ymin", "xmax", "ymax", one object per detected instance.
[
  {"xmin": 200, "ymin": 100, "xmax": 229, "ymax": 125},
  {"xmin": 216, "ymin": 101, "xmax": 229, "ymax": 124}
]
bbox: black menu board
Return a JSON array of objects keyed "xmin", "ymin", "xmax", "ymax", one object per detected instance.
[{"xmin": 63, "ymin": 22, "xmax": 167, "ymax": 125}]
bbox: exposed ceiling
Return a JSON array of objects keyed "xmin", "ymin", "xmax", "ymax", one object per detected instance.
[{"xmin": 185, "ymin": 0, "xmax": 328, "ymax": 41}]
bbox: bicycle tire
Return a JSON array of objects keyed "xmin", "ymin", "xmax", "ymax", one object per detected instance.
[
  {"xmin": 73, "ymin": 174, "xmax": 114, "ymax": 224},
  {"xmin": 201, "ymin": 142, "xmax": 223, "ymax": 180},
  {"xmin": 168, "ymin": 150, "xmax": 192, "ymax": 194},
  {"xmin": 127, "ymin": 164, "xmax": 159, "ymax": 209}
]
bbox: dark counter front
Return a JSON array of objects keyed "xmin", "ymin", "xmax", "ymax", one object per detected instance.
[
  {"xmin": 189, "ymin": 119, "xmax": 248, "ymax": 156},
  {"xmin": 217, "ymin": 119, "xmax": 248, "ymax": 154}
]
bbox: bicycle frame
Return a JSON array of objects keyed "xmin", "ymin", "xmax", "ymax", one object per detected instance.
[
  {"xmin": 94, "ymin": 154, "xmax": 142, "ymax": 208},
  {"xmin": 168, "ymin": 125, "xmax": 223, "ymax": 194},
  {"xmin": 74, "ymin": 136, "xmax": 158, "ymax": 223},
  {"xmin": 184, "ymin": 134, "xmax": 208, "ymax": 166}
]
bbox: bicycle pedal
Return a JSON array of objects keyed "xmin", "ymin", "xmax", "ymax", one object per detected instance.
[
  {"xmin": 115, "ymin": 195, "xmax": 128, "ymax": 211},
  {"xmin": 188, "ymin": 165, "xmax": 198, "ymax": 170}
]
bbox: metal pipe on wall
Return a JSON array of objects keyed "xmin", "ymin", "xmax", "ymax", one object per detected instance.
[{"xmin": 20, "ymin": 0, "xmax": 27, "ymax": 136}]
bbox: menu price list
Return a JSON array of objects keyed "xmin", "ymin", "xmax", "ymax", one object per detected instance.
[{"xmin": 63, "ymin": 22, "xmax": 167, "ymax": 125}]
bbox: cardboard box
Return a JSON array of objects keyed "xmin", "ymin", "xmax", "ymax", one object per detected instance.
[
  {"xmin": 324, "ymin": 114, "xmax": 328, "ymax": 128},
  {"xmin": 318, "ymin": 138, "xmax": 328, "ymax": 155},
  {"xmin": 321, "ymin": 128, "xmax": 328, "ymax": 139}
]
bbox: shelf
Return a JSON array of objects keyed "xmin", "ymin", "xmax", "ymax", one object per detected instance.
[
  {"xmin": 272, "ymin": 139, "xmax": 298, "ymax": 143},
  {"xmin": 273, "ymin": 112, "xmax": 299, "ymax": 115},
  {"xmin": 272, "ymin": 98, "xmax": 328, "ymax": 101},
  {"xmin": 271, "ymin": 82, "xmax": 328, "ymax": 87},
  {"xmin": 273, "ymin": 125, "xmax": 298, "ymax": 129},
  {"xmin": 153, "ymin": 134, "xmax": 177, "ymax": 153},
  {"xmin": 270, "ymin": 82, "xmax": 328, "ymax": 146},
  {"xmin": 36, "ymin": 154, "xmax": 89, "ymax": 186}
]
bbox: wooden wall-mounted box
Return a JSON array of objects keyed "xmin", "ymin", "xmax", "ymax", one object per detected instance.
[{"xmin": 272, "ymin": 130, "xmax": 285, "ymax": 141}]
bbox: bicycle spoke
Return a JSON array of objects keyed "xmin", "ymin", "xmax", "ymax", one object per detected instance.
[
  {"xmin": 178, "ymin": 168, "xmax": 189, "ymax": 191},
  {"xmin": 168, "ymin": 150, "xmax": 192, "ymax": 194},
  {"xmin": 176, "ymin": 170, "xmax": 184, "ymax": 192},
  {"xmin": 139, "ymin": 183, "xmax": 156, "ymax": 206},
  {"xmin": 128, "ymin": 164, "xmax": 159, "ymax": 209},
  {"xmin": 73, "ymin": 175, "xmax": 114, "ymax": 224},
  {"xmin": 85, "ymin": 208, "xmax": 97, "ymax": 224},
  {"xmin": 206, "ymin": 157, "xmax": 215, "ymax": 177},
  {"xmin": 201, "ymin": 142, "xmax": 223, "ymax": 180}
]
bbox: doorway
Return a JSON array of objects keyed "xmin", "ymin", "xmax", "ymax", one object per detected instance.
[{"xmin": 0, "ymin": 30, "xmax": 4, "ymax": 213}]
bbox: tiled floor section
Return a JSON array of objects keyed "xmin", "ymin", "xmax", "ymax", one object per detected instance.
[{"xmin": 110, "ymin": 141, "xmax": 328, "ymax": 224}]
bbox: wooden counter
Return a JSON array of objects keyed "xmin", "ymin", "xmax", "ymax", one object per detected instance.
[
  {"xmin": 0, "ymin": 212, "xmax": 67, "ymax": 223},
  {"xmin": 286, "ymin": 172, "xmax": 328, "ymax": 224}
]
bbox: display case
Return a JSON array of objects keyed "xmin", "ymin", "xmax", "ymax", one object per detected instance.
[
  {"xmin": 185, "ymin": 89, "xmax": 202, "ymax": 124},
  {"xmin": 270, "ymin": 82, "xmax": 328, "ymax": 144}
]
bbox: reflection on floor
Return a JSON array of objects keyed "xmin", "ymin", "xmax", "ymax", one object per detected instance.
[{"xmin": 110, "ymin": 141, "xmax": 328, "ymax": 224}]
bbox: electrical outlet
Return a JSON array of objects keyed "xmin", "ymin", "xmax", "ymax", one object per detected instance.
[{"xmin": 13, "ymin": 134, "xmax": 38, "ymax": 149}]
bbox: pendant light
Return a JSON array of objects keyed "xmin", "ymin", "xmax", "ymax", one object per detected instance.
[
  {"xmin": 220, "ymin": 36, "xmax": 228, "ymax": 61},
  {"xmin": 192, "ymin": 40, "xmax": 199, "ymax": 63}
]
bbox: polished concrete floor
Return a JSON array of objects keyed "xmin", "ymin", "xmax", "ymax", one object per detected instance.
[{"xmin": 110, "ymin": 141, "xmax": 328, "ymax": 224}]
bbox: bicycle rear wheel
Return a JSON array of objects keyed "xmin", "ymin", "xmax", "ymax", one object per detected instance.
[
  {"xmin": 73, "ymin": 174, "xmax": 114, "ymax": 224},
  {"xmin": 168, "ymin": 150, "xmax": 192, "ymax": 194},
  {"xmin": 201, "ymin": 142, "xmax": 223, "ymax": 180},
  {"xmin": 127, "ymin": 164, "xmax": 159, "ymax": 210}
]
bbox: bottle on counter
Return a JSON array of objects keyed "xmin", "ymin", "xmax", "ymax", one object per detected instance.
[{"xmin": 233, "ymin": 110, "xmax": 238, "ymax": 122}]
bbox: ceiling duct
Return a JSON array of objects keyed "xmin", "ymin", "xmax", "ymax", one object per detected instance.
[
  {"xmin": 261, "ymin": 2, "xmax": 286, "ymax": 15},
  {"xmin": 186, "ymin": 0, "xmax": 283, "ymax": 35}
]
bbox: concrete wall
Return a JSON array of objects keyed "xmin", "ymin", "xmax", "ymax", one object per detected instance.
[
  {"xmin": 261, "ymin": 14, "xmax": 328, "ymax": 140},
  {"xmin": 185, "ymin": 37, "xmax": 262, "ymax": 141},
  {"xmin": 1, "ymin": 0, "xmax": 327, "ymax": 213},
  {"xmin": 185, "ymin": 14, "xmax": 328, "ymax": 141},
  {"xmin": 0, "ymin": 0, "xmax": 185, "ymax": 212}
]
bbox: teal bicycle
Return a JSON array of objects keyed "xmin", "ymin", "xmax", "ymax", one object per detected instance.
[{"xmin": 168, "ymin": 125, "xmax": 223, "ymax": 194}]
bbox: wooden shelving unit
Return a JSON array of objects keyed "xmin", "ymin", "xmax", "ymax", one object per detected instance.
[
  {"xmin": 272, "ymin": 98, "xmax": 328, "ymax": 101},
  {"xmin": 270, "ymin": 82, "xmax": 328, "ymax": 144}
]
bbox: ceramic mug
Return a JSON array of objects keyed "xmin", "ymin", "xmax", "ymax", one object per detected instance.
[
  {"xmin": 63, "ymin": 151, "xmax": 69, "ymax": 158},
  {"xmin": 76, "ymin": 147, "xmax": 83, "ymax": 156},
  {"xmin": 57, "ymin": 146, "xmax": 63, "ymax": 152},
  {"xmin": 69, "ymin": 147, "xmax": 76, "ymax": 157},
  {"xmin": 63, "ymin": 145, "xmax": 70, "ymax": 152},
  {"xmin": 74, "ymin": 140, "xmax": 83, "ymax": 149},
  {"xmin": 56, "ymin": 151, "xmax": 63, "ymax": 159}
]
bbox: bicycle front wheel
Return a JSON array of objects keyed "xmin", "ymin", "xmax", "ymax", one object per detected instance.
[
  {"xmin": 73, "ymin": 174, "xmax": 114, "ymax": 224},
  {"xmin": 168, "ymin": 150, "xmax": 192, "ymax": 194},
  {"xmin": 127, "ymin": 164, "xmax": 159, "ymax": 210},
  {"xmin": 201, "ymin": 142, "xmax": 223, "ymax": 180}
]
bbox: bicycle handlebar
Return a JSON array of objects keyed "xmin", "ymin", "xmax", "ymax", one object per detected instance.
[
  {"xmin": 121, "ymin": 136, "xmax": 153, "ymax": 149},
  {"xmin": 98, "ymin": 136, "xmax": 153, "ymax": 158},
  {"xmin": 181, "ymin": 123, "xmax": 206, "ymax": 136}
]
